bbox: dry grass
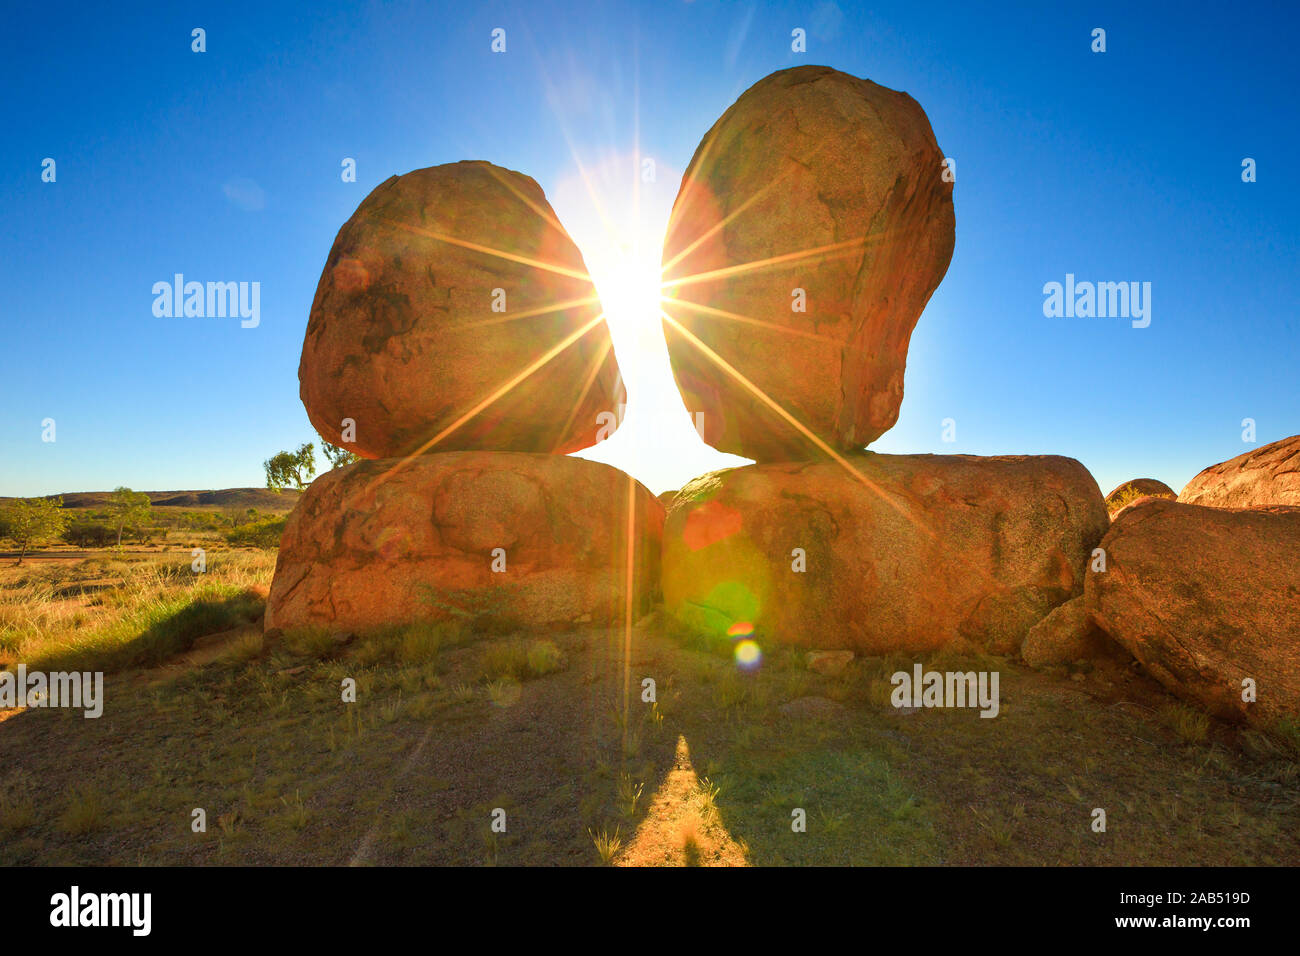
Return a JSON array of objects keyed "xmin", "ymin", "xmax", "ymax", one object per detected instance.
[{"xmin": 0, "ymin": 551, "xmax": 274, "ymax": 672}]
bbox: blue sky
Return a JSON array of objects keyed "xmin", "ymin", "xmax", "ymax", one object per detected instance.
[{"xmin": 2, "ymin": 0, "xmax": 1296, "ymax": 498}]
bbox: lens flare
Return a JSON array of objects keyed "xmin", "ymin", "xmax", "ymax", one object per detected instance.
[
  {"xmin": 726, "ymin": 621, "xmax": 754, "ymax": 640},
  {"xmin": 734, "ymin": 639, "xmax": 762, "ymax": 670}
]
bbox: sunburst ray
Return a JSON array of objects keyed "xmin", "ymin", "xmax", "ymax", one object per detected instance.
[
  {"xmin": 661, "ymin": 297, "xmax": 840, "ymax": 344},
  {"xmin": 659, "ymin": 235, "xmax": 870, "ymax": 292},
  {"xmin": 376, "ymin": 217, "xmax": 592, "ymax": 282},
  {"xmin": 659, "ymin": 310, "xmax": 930, "ymax": 533},
  {"xmin": 447, "ymin": 294, "xmax": 603, "ymax": 332},
  {"xmin": 360, "ymin": 312, "xmax": 609, "ymax": 496}
]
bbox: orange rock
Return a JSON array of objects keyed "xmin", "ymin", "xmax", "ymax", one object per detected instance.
[
  {"xmin": 1021, "ymin": 595, "xmax": 1119, "ymax": 668},
  {"xmin": 300, "ymin": 161, "xmax": 623, "ymax": 459},
  {"xmin": 1177, "ymin": 435, "xmax": 1300, "ymax": 509},
  {"xmin": 661, "ymin": 66, "xmax": 955, "ymax": 461},
  {"xmin": 661, "ymin": 454, "xmax": 1107, "ymax": 654},
  {"xmin": 1105, "ymin": 477, "xmax": 1175, "ymax": 514},
  {"xmin": 1086, "ymin": 498, "xmax": 1300, "ymax": 725},
  {"xmin": 265, "ymin": 453, "xmax": 662, "ymax": 635}
]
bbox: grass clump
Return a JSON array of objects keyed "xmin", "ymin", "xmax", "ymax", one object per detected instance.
[
  {"xmin": 481, "ymin": 638, "xmax": 567, "ymax": 682},
  {"xmin": 589, "ymin": 826, "xmax": 622, "ymax": 865},
  {"xmin": 1159, "ymin": 702, "xmax": 1210, "ymax": 744},
  {"xmin": 58, "ymin": 784, "xmax": 104, "ymax": 836}
]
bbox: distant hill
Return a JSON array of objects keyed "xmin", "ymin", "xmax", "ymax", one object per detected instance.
[{"xmin": 1, "ymin": 488, "xmax": 302, "ymax": 512}]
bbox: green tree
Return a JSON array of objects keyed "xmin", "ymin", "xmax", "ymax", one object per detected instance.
[
  {"xmin": 107, "ymin": 487, "xmax": 152, "ymax": 549},
  {"xmin": 322, "ymin": 441, "xmax": 359, "ymax": 469},
  {"xmin": 0, "ymin": 496, "xmax": 70, "ymax": 564},
  {"xmin": 264, "ymin": 443, "xmax": 317, "ymax": 492}
]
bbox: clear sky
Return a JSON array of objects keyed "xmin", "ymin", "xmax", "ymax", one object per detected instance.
[{"xmin": 3, "ymin": 0, "xmax": 1297, "ymax": 498}]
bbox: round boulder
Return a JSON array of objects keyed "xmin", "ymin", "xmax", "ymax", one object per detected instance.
[
  {"xmin": 300, "ymin": 161, "xmax": 624, "ymax": 459},
  {"xmin": 661, "ymin": 65, "xmax": 955, "ymax": 461},
  {"xmin": 1105, "ymin": 478, "xmax": 1176, "ymax": 518},
  {"xmin": 1086, "ymin": 498, "xmax": 1300, "ymax": 726}
]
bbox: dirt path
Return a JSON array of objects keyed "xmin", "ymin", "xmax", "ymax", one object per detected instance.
[{"xmin": 616, "ymin": 734, "xmax": 749, "ymax": 866}]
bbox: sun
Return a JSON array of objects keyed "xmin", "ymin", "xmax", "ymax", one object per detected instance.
[
  {"xmin": 551, "ymin": 152, "xmax": 666, "ymax": 345},
  {"xmin": 549, "ymin": 150, "xmax": 752, "ymax": 493}
]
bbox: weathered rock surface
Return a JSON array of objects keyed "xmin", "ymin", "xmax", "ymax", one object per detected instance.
[
  {"xmin": 660, "ymin": 65, "xmax": 955, "ymax": 461},
  {"xmin": 1177, "ymin": 435, "xmax": 1300, "ymax": 509},
  {"xmin": 266, "ymin": 453, "xmax": 663, "ymax": 635},
  {"xmin": 1106, "ymin": 478, "xmax": 1175, "ymax": 511},
  {"xmin": 662, "ymin": 453, "xmax": 1108, "ymax": 654},
  {"xmin": 1021, "ymin": 595, "xmax": 1118, "ymax": 668},
  {"xmin": 300, "ymin": 161, "xmax": 623, "ymax": 459},
  {"xmin": 1086, "ymin": 498, "xmax": 1300, "ymax": 725}
]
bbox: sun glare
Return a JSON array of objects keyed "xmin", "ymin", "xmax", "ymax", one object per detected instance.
[{"xmin": 552, "ymin": 152, "xmax": 752, "ymax": 493}]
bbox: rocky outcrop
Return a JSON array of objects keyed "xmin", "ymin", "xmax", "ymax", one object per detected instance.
[
  {"xmin": 661, "ymin": 453, "xmax": 1108, "ymax": 654},
  {"xmin": 266, "ymin": 453, "xmax": 663, "ymax": 635},
  {"xmin": 1086, "ymin": 498, "xmax": 1300, "ymax": 725},
  {"xmin": 1178, "ymin": 435, "xmax": 1300, "ymax": 509},
  {"xmin": 300, "ymin": 161, "xmax": 623, "ymax": 459},
  {"xmin": 660, "ymin": 65, "xmax": 955, "ymax": 461}
]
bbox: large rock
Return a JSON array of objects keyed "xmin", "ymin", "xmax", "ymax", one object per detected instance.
[
  {"xmin": 266, "ymin": 453, "xmax": 663, "ymax": 635},
  {"xmin": 660, "ymin": 66, "xmax": 955, "ymax": 461},
  {"xmin": 1021, "ymin": 596, "xmax": 1118, "ymax": 668},
  {"xmin": 1177, "ymin": 435, "xmax": 1300, "ymax": 509},
  {"xmin": 300, "ymin": 161, "xmax": 624, "ymax": 459},
  {"xmin": 1087, "ymin": 498, "xmax": 1300, "ymax": 725},
  {"xmin": 1106, "ymin": 478, "xmax": 1175, "ymax": 506},
  {"xmin": 1106, "ymin": 478, "xmax": 1177, "ymax": 519},
  {"xmin": 662, "ymin": 454, "xmax": 1108, "ymax": 654}
]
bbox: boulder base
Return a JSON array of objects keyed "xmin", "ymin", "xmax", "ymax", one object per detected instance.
[
  {"xmin": 1086, "ymin": 498, "xmax": 1300, "ymax": 725},
  {"xmin": 661, "ymin": 454, "xmax": 1108, "ymax": 654},
  {"xmin": 266, "ymin": 453, "xmax": 663, "ymax": 635}
]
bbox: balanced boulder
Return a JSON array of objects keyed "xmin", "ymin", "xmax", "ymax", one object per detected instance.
[
  {"xmin": 1177, "ymin": 435, "xmax": 1300, "ymax": 509},
  {"xmin": 266, "ymin": 453, "xmax": 663, "ymax": 635},
  {"xmin": 300, "ymin": 161, "xmax": 623, "ymax": 460},
  {"xmin": 660, "ymin": 65, "xmax": 955, "ymax": 461},
  {"xmin": 1086, "ymin": 498, "xmax": 1300, "ymax": 725},
  {"xmin": 661, "ymin": 453, "xmax": 1108, "ymax": 654}
]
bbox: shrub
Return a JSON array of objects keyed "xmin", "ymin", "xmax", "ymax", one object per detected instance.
[
  {"xmin": 225, "ymin": 516, "xmax": 287, "ymax": 549},
  {"xmin": 481, "ymin": 638, "xmax": 567, "ymax": 681},
  {"xmin": 64, "ymin": 521, "xmax": 116, "ymax": 548},
  {"xmin": 526, "ymin": 639, "xmax": 564, "ymax": 675}
]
